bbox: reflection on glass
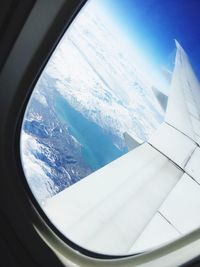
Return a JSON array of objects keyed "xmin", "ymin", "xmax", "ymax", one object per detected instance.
[{"xmin": 20, "ymin": 0, "xmax": 200, "ymax": 256}]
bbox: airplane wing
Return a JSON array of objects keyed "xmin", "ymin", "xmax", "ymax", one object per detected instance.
[
  {"xmin": 123, "ymin": 132, "xmax": 143, "ymax": 151},
  {"xmin": 165, "ymin": 40, "xmax": 200, "ymax": 144},
  {"xmin": 152, "ymin": 86, "xmax": 168, "ymax": 111},
  {"xmin": 44, "ymin": 41, "xmax": 200, "ymax": 255}
]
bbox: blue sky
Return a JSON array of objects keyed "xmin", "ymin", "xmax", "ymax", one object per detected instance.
[{"xmin": 96, "ymin": 0, "xmax": 200, "ymax": 79}]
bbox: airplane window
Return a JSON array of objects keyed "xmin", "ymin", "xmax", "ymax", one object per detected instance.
[{"xmin": 20, "ymin": 0, "xmax": 200, "ymax": 257}]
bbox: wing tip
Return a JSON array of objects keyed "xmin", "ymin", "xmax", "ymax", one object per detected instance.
[{"xmin": 174, "ymin": 39, "xmax": 184, "ymax": 52}]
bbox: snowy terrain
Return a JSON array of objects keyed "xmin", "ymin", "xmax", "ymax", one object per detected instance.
[{"xmin": 20, "ymin": 2, "xmax": 164, "ymax": 204}]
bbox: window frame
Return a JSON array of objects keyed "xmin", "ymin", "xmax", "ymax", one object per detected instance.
[{"xmin": 0, "ymin": 0, "xmax": 200, "ymax": 266}]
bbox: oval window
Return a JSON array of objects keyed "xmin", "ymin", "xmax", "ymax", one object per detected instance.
[{"xmin": 20, "ymin": 0, "xmax": 200, "ymax": 256}]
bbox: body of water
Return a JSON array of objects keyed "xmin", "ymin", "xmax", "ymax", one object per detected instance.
[{"xmin": 55, "ymin": 92, "xmax": 127, "ymax": 172}]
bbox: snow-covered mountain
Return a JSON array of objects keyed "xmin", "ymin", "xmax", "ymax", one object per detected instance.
[
  {"xmin": 20, "ymin": 1, "xmax": 164, "ymax": 204},
  {"xmin": 47, "ymin": 4, "xmax": 163, "ymax": 142}
]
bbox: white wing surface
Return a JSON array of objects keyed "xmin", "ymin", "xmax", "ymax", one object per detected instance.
[
  {"xmin": 44, "ymin": 41, "xmax": 200, "ymax": 255},
  {"xmin": 165, "ymin": 40, "xmax": 200, "ymax": 143}
]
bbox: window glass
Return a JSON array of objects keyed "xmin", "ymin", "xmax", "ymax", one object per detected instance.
[{"xmin": 20, "ymin": 0, "xmax": 200, "ymax": 256}]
